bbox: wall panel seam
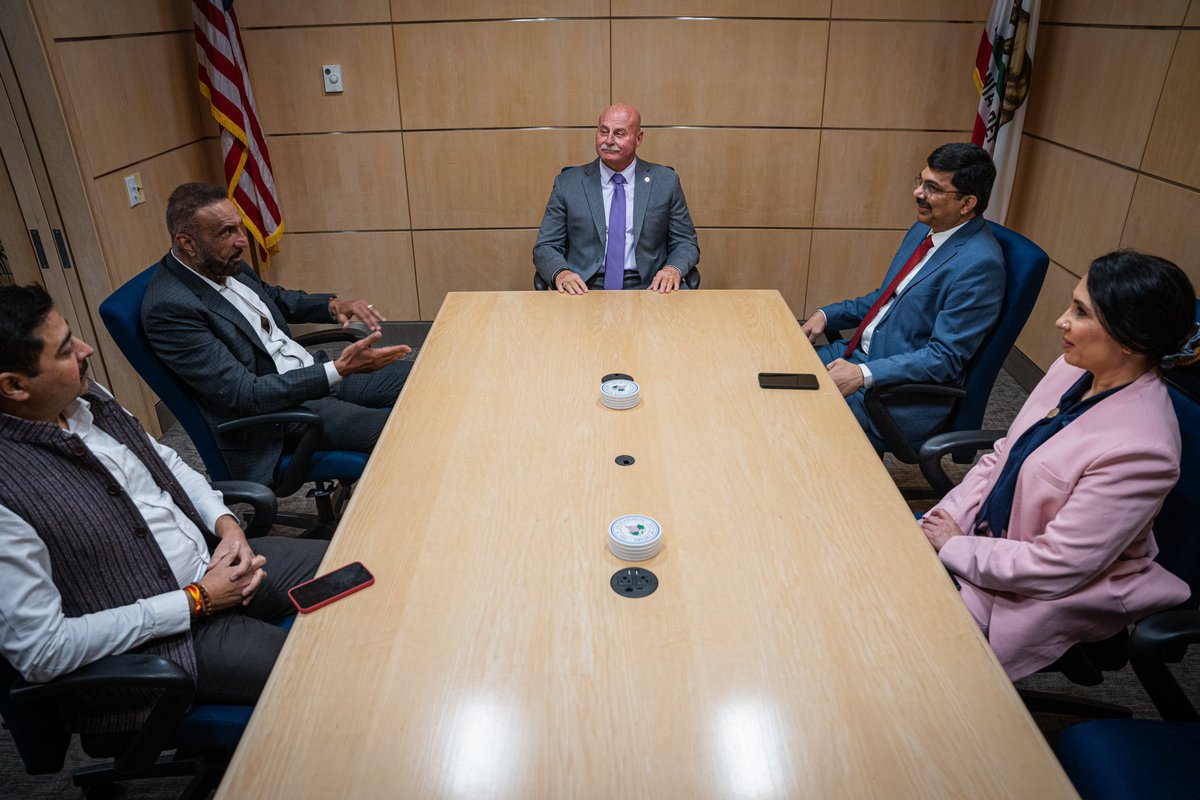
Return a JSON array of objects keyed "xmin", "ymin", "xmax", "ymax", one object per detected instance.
[
  {"xmin": 1021, "ymin": 132, "xmax": 1200, "ymax": 194},
  {"xmin": 1133, "ymin": 29, "xmax": 1182, "ymax": 174},
  {"xmin": 804, "ymin": 15, "xmax": 834, "ymax": 316},
  {"xmin": 1050, "ymin": 257, "xmax": 1083, "ymax": 281},
  {"xmin": 267, "ymin": 126, "xmax": 974, "ymax": 134},
  {"xmin": 92, "ymin": 137, "xmax": 216, "ymax": 180},
  {"xmin": 281, "ymin": 226, "xmax": 885, "ymax": 234},
  {"xmin": 387, "ymin": 16, "xmax": 418, "ymax": 317},
  {"xmin": 51, "ymin": 31, "xmax": 191, "ymax": 44},
  {"xmin": 1037, "ymin": 21, "xmax": 1191, "ymax": 32}
]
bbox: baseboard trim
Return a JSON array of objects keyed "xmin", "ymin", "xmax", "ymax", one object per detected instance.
[
  {"xmin": 154, "ymin": 401, "xmax": 176, "ymax": 434},
  {"xmin": 1004, "ymin": 348, "xmax": 1044, "ymax": 394}
]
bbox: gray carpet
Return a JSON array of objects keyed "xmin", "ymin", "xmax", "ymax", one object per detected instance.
[{"xmin": 3, "ymin": 360, "xmax": 1196, "ymax": 798}]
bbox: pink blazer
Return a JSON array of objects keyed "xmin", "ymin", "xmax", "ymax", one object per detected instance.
[{"xmin": 935, "ymin": 357, "xmax": 1189, "ymax": 679}]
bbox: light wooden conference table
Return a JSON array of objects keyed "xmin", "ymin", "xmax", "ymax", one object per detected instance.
[{"xmin": 218, "ymin": 290, "xmax": 1076, "ymax": 799}]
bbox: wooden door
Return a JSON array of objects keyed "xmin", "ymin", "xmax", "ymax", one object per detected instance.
[{"xmin": 0, "ymin": 16, "xmax": 111, "ymax": 385}]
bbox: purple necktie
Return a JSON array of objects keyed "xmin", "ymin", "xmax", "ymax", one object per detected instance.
[{"xmin": 604, "ymin": 173, "xmax": 627, "ymax": 290}]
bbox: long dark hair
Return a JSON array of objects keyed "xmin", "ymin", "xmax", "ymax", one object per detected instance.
[{"xmin": 1086, "ymin": 250, "xmax": 1197, "ymax": 367}]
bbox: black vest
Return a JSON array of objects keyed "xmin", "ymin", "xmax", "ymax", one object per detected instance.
[{"xmin": 0, "ymin": 384, "xmax": 207, "ymax": 733}]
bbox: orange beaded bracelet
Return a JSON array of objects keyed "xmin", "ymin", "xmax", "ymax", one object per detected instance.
[
  {"xmin": 195, "ymin": 582, "xmax": 214, "ymax": 617},
  {"xmin": 184, "ymin": 583, "xmax": 204, "ymax": 620}
]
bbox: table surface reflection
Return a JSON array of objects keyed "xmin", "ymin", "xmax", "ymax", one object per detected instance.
[{"xmin": 217, "ymin": 291, "xmax": 1076, "ymax": 799}]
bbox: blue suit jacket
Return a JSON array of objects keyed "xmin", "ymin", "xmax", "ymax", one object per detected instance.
[
  {"xmin": 532, "ymin": 158, "xmax": 699, "ymax": 287},
  {"xmin": 820, "ymin": 216, "xmax": 1006, "ymax": 442}
]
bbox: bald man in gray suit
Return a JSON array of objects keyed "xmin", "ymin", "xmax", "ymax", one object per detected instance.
[{"xmin": 533, "ymin": 104, "xmax": 699, "ymax": 294}]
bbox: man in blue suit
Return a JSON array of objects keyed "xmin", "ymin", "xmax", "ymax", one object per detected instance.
[
  {"xmin": 533, "ymin": 104, "xmax": 699, "ymax": 294},
  {"xmin": 802, "ymin": 143, "xmax": 1005, "ymax": 449}
]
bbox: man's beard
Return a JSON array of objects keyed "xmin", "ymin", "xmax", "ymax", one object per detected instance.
[{"xmin": 193, "ymin": 238, "xmax": 242, "ymax": 280}]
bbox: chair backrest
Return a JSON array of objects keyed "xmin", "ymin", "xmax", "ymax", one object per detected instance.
[
  {"xmin": 1153, "ymin": 302, "xmax": 1200, "ymax": 607},
  {"xmin": 950, "ymin": 221, "xmax": 1049, "ymax": 431},
  {"xmin": 98, "ymin": 265, "xmax": 233, "ymax": 481}
]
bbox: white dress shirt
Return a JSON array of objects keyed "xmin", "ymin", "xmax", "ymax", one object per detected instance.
[
  {"xmin": 0, "ymin": 390, "xmax": 233, "ymax": 682},
  {"xmin": 171, "ymin": 251, "xmax": 341, "ymax": 387},
  {"xmin": 598, "ymin": 159, "xmax": 638, "ymax": 273}
]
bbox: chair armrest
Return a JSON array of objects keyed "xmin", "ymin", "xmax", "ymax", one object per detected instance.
[
  {"xmin": 533, "ymin": 268, "xmax": 697, "ymax": 291},
  {"xmin": 862, "ymin": 383, "xmax": 968, "ymax": 463},
  {"xmin": 869, "ymin": 382, "xmax": 969, "ymax": 402},
  {"xmin": 11, "ymin": 654, "xmax": 192, "ymax": 701},
  {"xmin": 211, "ymin": 480, "xmax": 277, "ymax": 537},
  {"xmin": 1130, "ymin": 609, "xmax": 1200, "ymax": 722},
  {"xmin": 217, "ymin": 410, "xmax": 325, "ymax": 497},
  {"xmin": 918, "ymin": 430, "xmax": 1004, "ymax": 498},
  {"xmin": 293, "ymin": 328, "xmax": 364, "ymax": 347},
  {"xmin": 216, "ymin": 410, "xmax": 324, "ymax": 435},
  {"xmin": 11, "ymin": 654, "xmax": 196, "ymax": 775}
]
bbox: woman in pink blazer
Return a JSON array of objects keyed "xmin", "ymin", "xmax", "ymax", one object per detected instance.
[{"xmin": 921, "ymin": 250, "xmax": 1200, "ymax": 679}]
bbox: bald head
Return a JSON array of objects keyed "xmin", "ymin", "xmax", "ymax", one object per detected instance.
[
  {"xmin": 601, "ymin": 104, "xmax": 641, "ymax": 130},
  {"xmin": 595, "ymin": 104, "xmax": 643, "ymax": 172}
]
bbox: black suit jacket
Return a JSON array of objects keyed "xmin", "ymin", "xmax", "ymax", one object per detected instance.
[{"xmin": 141, "ymin": 253, "xmax": 335, "ymax": 484}]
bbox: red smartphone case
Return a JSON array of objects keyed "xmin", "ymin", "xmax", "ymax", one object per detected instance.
[{"xmin": 288, "ymin": 562, "xmax": 375, "ymax": 613}]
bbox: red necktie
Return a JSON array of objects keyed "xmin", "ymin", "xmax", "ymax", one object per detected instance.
[{"xmin": 842, "ymin": 234, "xmax": 934, "ymax": 359}]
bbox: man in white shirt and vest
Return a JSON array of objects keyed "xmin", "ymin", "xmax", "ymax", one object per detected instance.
[
  {"xmin": 142, "ymin": 182, "xmax": 414, "ymax": 485},
  {"xmin": 0, "ymin": 284, "xmax": 326, "ymax": 733}
]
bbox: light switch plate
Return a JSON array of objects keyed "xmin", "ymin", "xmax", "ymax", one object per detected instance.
[
  {"xmin": 124, "ymin": 173, "xmax": 144, "ymax": 207},
  {"xmin": 322, "ymin": 64, "xmax": 343, "ymax": 93}
]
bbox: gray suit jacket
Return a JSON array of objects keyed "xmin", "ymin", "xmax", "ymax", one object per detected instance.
[
  {"xmin": 141, "ymin": 253, "xmax": 336, "ymax": 484},
  {"xmin": 533, "ymin": 158, "xmax": 700, "ymax": 286}
]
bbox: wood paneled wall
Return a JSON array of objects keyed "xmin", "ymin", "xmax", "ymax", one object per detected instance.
[
  {"xmin": 246, "ymin": 2, "xmax": 993, "ymax": 321},
  {"xmin": 28, "ymin": 0, "xmax": 1200, "ymax": 391},
  {"xmin": 31, "ymin": 0, "xmax": 987, "ymax": 326},
  {"xmin": 1007, "ymin": 2, "xmax": 1200, "ymax": 370}
]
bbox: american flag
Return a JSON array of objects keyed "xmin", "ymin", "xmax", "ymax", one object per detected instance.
[{"xmin": 192, "ymin": 0, "xmax": 283, "ymax": 264}]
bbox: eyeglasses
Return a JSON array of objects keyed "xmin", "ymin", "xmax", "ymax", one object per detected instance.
[{"xmin": 914, "ymin": 177, "xmax": 964, "ymax": 197}]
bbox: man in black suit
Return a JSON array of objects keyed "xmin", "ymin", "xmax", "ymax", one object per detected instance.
[{"xmin": 142, "ymin": 183, "xmax": 413, "ymax": 484}]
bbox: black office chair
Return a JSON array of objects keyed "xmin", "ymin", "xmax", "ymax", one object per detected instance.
[
  {"xmin": 920, "ymin": 334, "xmax": 1200, "ymax": 718},
  {"xmin": 99, "ymin": 265, "xmax": 370, "ymax": 532},
  {"xmin": 533, "ymin": 265, "xmax": 701, "ymax": 290},
  {"xmin": 1053, "ymin": 612, "xmax": 1200, "ymax": 799},
  {"xmin": 0, "ymin": 484, "xmax": 282, "ymax": 800},
  {"xmin": 861, "ymin": 223, "xmax": 1048, "ymax": 489}
]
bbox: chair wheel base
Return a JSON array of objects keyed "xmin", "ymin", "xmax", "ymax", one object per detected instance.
[
  {"xmin": 306, "ymin": 479, "xmax": 353, "ymax": 524},
  {"xmin": 299, "ymin": 524, "xmax": 335, "ymax": 541},
  {"xmin": 73, "ymin": 752, "xmax": 228, "ymax": 800}
]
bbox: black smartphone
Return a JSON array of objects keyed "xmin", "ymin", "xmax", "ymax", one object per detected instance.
[
  {"xmin": 288, "ymin": 562, "xmax": 375, "ymax": 613},
  {"xmin": 758, "ymin": 372, "xmax": 820, "ymax": 390}
]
